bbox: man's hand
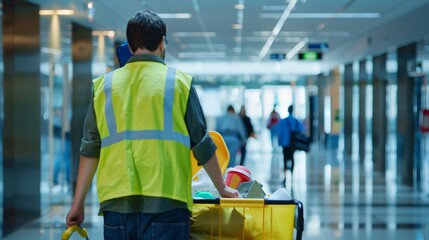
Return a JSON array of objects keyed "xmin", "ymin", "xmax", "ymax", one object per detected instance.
[
  {"xmin": 218, "ymin": 185, "xmax": 241, "ymax": 198},
  {"xmin": 65, "ymin": 156, "xmax": 98, "ymax": 228},
  {"xmin": 66, "ymin": 205, "xmax": 84, "ymax": 227}
]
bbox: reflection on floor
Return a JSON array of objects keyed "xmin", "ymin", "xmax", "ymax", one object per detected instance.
[{"xmin": 4, "ymin": 131, "xmax": 429, "ymax": 239}]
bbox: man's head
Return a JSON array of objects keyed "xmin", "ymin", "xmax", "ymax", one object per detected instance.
[
  {"xmin": 227, "ymin": 105, "xmax": 235, "ymax": 113},
  {"xmin": 126, "ymin": 10, "xmax": 167, "ymax": 58},
  {"xmin": 288, "ymin": 105, "xmax": 294, "ymax": 114}
]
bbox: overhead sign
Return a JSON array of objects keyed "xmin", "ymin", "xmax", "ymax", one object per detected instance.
[
  {"xmin": 308, "ymin": 42, "xmax": 329, "ymax": 51},
  {"xmin": 298, "ymin": 51, "xmax": 322, "ymax": 60},
  {"xmin": 270, "ymin": 53, "xmax": 286, "ymax": 60}
]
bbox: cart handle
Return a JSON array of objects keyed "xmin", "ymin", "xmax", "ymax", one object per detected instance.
[{"xmin": 61, "ymin": 225, "xmax": 89, "ymax": 240}]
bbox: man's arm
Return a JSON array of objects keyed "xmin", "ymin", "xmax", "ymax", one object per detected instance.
[
  {"xmin": 185, "ymin": 84, "xmax": 239, "ymax": 198},
  {"xmin": 203, "ymin": 153, "xmax": 240, "ymax": 198},
  {"xmin": 66, "ymin": 156, "xmax": 99, "ymax": 227},
  {"xmin": 67, "ymin": 87, "xmax": 101, "ymax": 226}
]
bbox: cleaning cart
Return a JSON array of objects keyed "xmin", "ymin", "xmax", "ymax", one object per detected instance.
[{"xmin": 191, "ymin": 198, "xmax": 304, "ymax": 240}]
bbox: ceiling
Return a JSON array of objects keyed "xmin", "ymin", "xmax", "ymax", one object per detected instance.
[{"xmin": 29, "ymin": 0, "xmax": 429, "ymax": 83}]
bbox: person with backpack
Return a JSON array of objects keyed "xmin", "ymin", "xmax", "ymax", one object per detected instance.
[{"xmin": 277, "ymin": 105, "xmax": 305, "ymax": 187}]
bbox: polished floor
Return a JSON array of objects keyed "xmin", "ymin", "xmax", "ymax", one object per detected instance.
[{"xmin": 3, "ymin": 131, "xmax": 429, "ymax": 239}]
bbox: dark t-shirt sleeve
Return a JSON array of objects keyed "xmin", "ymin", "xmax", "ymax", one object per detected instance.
[
  {"xmin": 185, "ymin": 85, "xmax": 217, "ymax": 166},
  {"xmin": 80, "ymin": 88, "xmax": 101, "ymax": 158}
]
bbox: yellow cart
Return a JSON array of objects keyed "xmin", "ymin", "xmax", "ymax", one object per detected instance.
[{"xmin": 191, "ymin": 198, "xmax": 304, "ymax": 240}]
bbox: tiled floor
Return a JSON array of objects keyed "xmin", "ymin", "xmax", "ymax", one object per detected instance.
[{"xmin": 3, "ymin": 131, "xmax": 429, "ymax": 239}]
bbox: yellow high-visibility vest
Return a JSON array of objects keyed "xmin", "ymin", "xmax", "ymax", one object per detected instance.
[{"xmin": 92, "ymin": 61, "xmax": 193, "ymax": 210}]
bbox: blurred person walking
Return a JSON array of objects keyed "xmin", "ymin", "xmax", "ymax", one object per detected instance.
[
  {"xmin": 239, "ymin": 105, "xmax": 255, "ymax": 166},
  {"xmin": 267, "ymin": 104, "xmax": 281, "ymax": 148},
  {"xmin": 277, "ymin": 105, "xmax": 305, "ymax": 187},
  {"xmin": 216, "ymin": 105, "xmax": 246, "ymax": 168}
]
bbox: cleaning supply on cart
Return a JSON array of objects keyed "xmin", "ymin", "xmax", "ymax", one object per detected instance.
[
  {"xmin": 225, "ymin": 165, "xmax": 252, "ymax": 189},
  {"xmin": 191, "ymin": 168, "xmax": 220, "ymax": 198},
  {"xmin": 265, "ymin": 187, "xmax": 292, "ymax": 200},
  {"xmin": 237, "ymin": 180, "xmax": 266, "ymax": 198},
  {"xmin": 191, "ymin": 131, "xmax": 230, "ymax": 199},
  {"xmin": 194, "ymin": 191, "xmax": 216, "ymax": 199},
  {"xmin": 191, "ymin": 131, "xmax": 230, "ymax": 177}
]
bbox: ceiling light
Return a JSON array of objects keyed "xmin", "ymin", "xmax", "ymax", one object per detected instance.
[
  {"xmin": 173, "ymin": 32, "xmax": 216, "ymax": 37},
  {"xmin": 260, "ymin": 13, "xmax": 380, "ymax": 19},
  {"xmin": 86, "ymin": 1, "xmax": 95, "ymax": 22},
  {"xmin": 185, "ymin": 43, "xmax": 226, "ymax": 50},
  {"xmin": 92, "ymin": 31, "xmax": 115, "ymax": 38},
  {"xmin": 178, "ymin": 52, "xmax": 226, "ymax": 58},
  {"xmin": 262, "ymin": 5, "xmax": 288, "ymax": 11},
  {"xmin": 158, "ymin": 13, "xmax": 192, "ymax": 19},
  {"xmin": 235, "ymin": 4, "xmax": 245, "ymax": 10},
  {"xmin": 318, "ymin": 31, "xmax": 350, "ymax": 37},
  {"xmin": 254, "ymin": 31, "xmax": 311, "ymax": 37},
  {"xmin": 258, "ymin": 0, "xmax": 297, "ymax": 60},
  {"xmin": 232, "ymin": 24, "xmax": 243, "ymax": 30},
  {"xmin": 293, "ymin": 13, "xmax": 380, "ymax": 18},
  {"xmin": 39, "ymin": 9, "xmax": 75, "ymax": 15}
]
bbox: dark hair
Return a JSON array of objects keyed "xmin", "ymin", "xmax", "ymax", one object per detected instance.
[
  {"xmin": 227, "ymin": 105, "xmax": 235, "ymax": 113},
  {"xmin": 288, "ymin": 105, "xmax": 294, "ymax": 114},
  {"xmin": 126, "ymin": 10, "xmax": 166, "ymax": 52}
]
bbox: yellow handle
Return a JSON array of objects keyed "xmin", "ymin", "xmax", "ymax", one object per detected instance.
[
  {"xmin": 220, "ymin": 198, "xmax": 265, "ymax": 208},
  {"xmin": 61, "ymin": 225, "xmax": 89, "ymax": 240}
]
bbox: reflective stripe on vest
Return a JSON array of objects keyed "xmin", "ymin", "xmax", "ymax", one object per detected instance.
[{"xmin": 101, "ymin": 67, "xmax": 190, "ymax": 148}]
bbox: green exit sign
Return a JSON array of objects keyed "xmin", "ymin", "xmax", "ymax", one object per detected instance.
[{"xmin": 298, "ymin": 51, "xmax": 322, "ymax": 60}]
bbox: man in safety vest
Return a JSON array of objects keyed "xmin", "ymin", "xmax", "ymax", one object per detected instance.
[{"xmin": 66, "ymin": 10, "xmax": 239, "ymax": 239}]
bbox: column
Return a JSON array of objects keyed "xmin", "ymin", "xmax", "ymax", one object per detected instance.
[
  {"xmin": 2, "ymin": 1, "xmax": 41, "ymax": 236},
  {"xmin": 329, "ymin": 68, "xmax": 341, "ymax": 150},
  {"xmin": 344, "ymin": 63, "xmax": 354, "ymax": 156},
  {"xmin": 397, "ymin": 43, "xmax": 417, "ymax": 186},
  {"xmin": 70, "ymin": 23, "xmax": 93, "ymax": 193},
  {"xmin": 317, "ymin": 73, "xmax": 326, "ymax": 144},
  {"xmin": 358, "ymin": 60, "xmax": 367, "ymax": 163},
  {"xmin": 372, "ymin": 53, "xmax": 387, "ymax": 173}
]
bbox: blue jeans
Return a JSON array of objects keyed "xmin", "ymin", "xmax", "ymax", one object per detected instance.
[{"xmin": 103, "ymin": 208, "xmax": 190, "ymax": 240}]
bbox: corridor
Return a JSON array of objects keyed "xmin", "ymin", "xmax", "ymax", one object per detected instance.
[{"xmin": 3, "ymin": 131, "xmax": 429, "ymax": 239}]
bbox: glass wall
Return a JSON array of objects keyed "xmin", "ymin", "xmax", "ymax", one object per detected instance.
[
  {"xmin": 365, "ymin": 59, "xmax": 373, "ymax": 159},
  {"xmin": 422, "ymin": 78, "xmax": 429, "ymax": 194},
  {"xmin": 386, "ymin": 50, "xmax": 398, "ymax": 181},
  {"xmin": 40, "ymin": 14, "xmax": 73, "ymax": 210},
  {"xmin": 417, "ymin": 39, "xmax": 429, "ymax": 194},
  {"xmin": 39, "ymin": 14, "xmax": 115, "ymax": 211}
]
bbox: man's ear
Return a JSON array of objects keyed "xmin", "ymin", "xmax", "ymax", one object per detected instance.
[{"xmin": 159, "ymin": 36, "xmax": 166, "ymax": 51}]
